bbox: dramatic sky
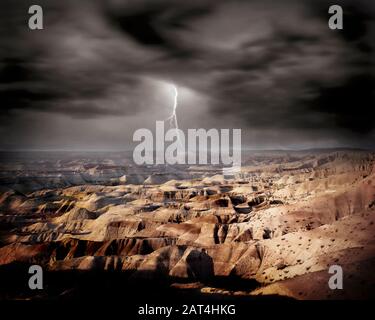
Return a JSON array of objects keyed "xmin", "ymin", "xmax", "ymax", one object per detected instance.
[{"xmin": 0, "ymin": 0, "xmax": 374, "ymax": 150}]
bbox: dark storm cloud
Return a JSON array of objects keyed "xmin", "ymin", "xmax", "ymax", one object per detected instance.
[
  {"xmin": 304, "ymin": 74, "xmax": 374, "ymax": 133},
  {"xmin": 0, "ymin": 0, "xmax": 374, "ymax": 149},
  {"xmin": 104, "ymin": 1, "xmax": 213, "ymax": 58},
  {"xmin": 199, "ymin": 0, "xmax": 375, "ymax": 136},
  {"xmin": 303, "ymin": 1, "xmax": 375, "ymax": 134},
  {"xmin": 0, "ymin": 0, "xmax": 156, "ymax": 119}
]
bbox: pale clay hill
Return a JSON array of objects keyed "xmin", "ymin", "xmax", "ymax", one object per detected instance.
[{"xmin": 0, "ymin": 151, "xmax": 374, "ymax": 299}]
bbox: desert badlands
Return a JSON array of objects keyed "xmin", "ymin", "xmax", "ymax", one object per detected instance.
[{"xmin": 0, "ymin": 150, "xmax": 374, "ymax": 300}]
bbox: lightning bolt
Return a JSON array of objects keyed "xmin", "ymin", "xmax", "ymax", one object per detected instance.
[
  {"xmin": 165, "ymin": 85, "xmax": 179, "ymax": 131},
  {"xmin": 164, "ymin": 85, "xmax": 183, "ymax": 148}
]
